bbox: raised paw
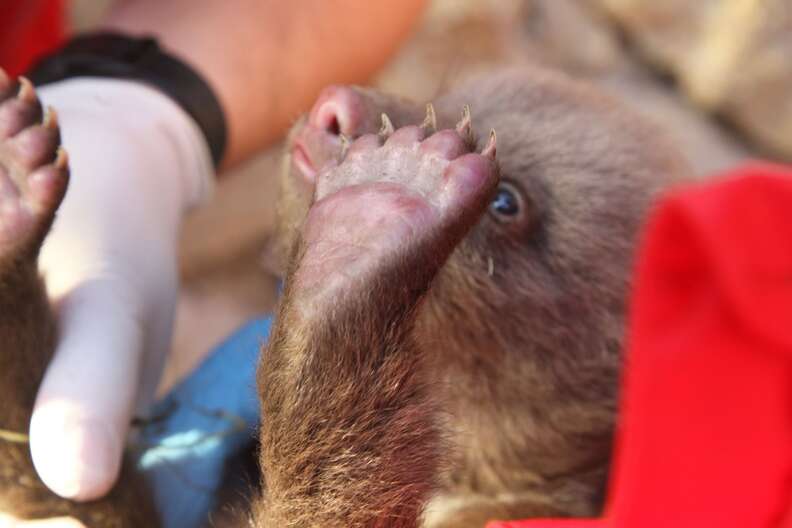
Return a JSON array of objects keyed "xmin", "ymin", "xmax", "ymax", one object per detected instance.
[
  {"xmin": 314, "ymin": 105, "xmax": 497, "ymax": 224},
  {"xmin": 293, "ymin": 106, "xmax": 498, "ymax": 306},
  {"xmin": 0, "ymin": 69, "xmax": 69, "ymax": 263}
]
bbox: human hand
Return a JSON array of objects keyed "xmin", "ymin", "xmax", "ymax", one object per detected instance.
[{"xmin": 29, "ymin": 78, "xmax": 213, "ymax": 501}]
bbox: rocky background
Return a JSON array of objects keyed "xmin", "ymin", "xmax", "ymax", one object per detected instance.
[
  {"xmin": 69, "ymin": 0, "xmax": 792, "ymax": 390},
  {"xmin": 598, "ymin": 0, "xmax": 791, "ymax": 160}
]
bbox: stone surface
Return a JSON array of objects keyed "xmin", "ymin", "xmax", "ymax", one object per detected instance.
[
  {"xmin": 596, "ymin": 0, "xmax": 792, "ymax": 159},
  {"xmin": 377, "ymin": 0, "xmax": 750, "ymax": 175}
]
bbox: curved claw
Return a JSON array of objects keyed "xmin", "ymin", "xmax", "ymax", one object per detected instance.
[
  {"xmin": 54, "ymin": 147, "xmax": 69, "ymax": 170},
  {"xmin": 482, "ymin": 129, "xmax": 497, "ymax": 159},
  {"xmin": 43, "ymin": 107, "xmax": 58, "ymax": 129},
  {"xmin": 339, "ymin": 133, "xmax": 351, "ymax": 158},
  {"xmin": 420, "ymin": 103, "xmax": 437, "ymax": 133},
  {"xmin": 456, "ymin": 104, "xmax": 473, "ymax": 144},
  {"xmin": 17, "ymin": 77, "xmax": 35, "ymax": 103},
  {"xmin": 379, "ymin": 113, "xmax": 395, "ymax": 138}
]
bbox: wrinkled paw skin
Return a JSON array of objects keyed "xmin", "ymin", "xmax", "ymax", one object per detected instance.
[
  {"xmin": 293, "ymin": 105, "xmax": 499, "ymax": 308},
  {"xmin": 0, "ymin": 70, "xmax": 69, "ymax": 267},
  {"xmin": 291, "ymin": 85, "xmax": 428, "ymax": 185},
  {"xmin": 0, "ymin": 70, "xmax": 158, "ymax": 528}
]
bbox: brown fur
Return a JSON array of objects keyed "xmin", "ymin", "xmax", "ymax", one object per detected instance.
[
  {"xmin": 0, "ymin": 74, "xmax": 158, "ymax": 527},
  {"xmin": 0, "ymin": 227, "xmax": 157, "ymax": 528},
  {"xmin": 257, "ymin": 68, "xmax": 691, "ymax": 526},
  {"xmin": 1, "ymin": 66, "xmax": 690, "ymax": 526}
]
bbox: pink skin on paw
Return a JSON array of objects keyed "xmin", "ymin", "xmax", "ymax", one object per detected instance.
[
  {"xmin": 9, "ymin": 126, "xmax": 59, "ymax": 170},
  {"xmin": 420, "ymin": 129, "xmax": 469, "ymax": 160},
  {"xmin": 384, "ymin": 125, "xmax": 425, "ymax": 147},
  {"xmin": 0, "ymin": 73, "xmax": 67, "ymax": 254},
  {"xmin": 440, "ymin": 153, "xmax": 497, "ymax": 208},
  {"xmin": 27, "ymin": 164, "xmax": 68, "ymax": 214},
  {"xmin": 0, "ymin": 99, "xmax": 43, "ymax": 139},
  {"xmin": 295, "ymin": 181, "xmax": 438, "ymax": 305},
  {"xmin": 291, "ymin": 118, "xmax": 498, "ymax": 315},
  {"xmin": 0, "ymin": 79, "xmax": 43, "ymax": 141}
]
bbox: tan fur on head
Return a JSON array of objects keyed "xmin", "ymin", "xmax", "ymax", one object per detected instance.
[
  {"xmin": 418, "ymin": 69, "xmax": 689, "ymax": 520},
  {"xmin": 262, "ymin": 66, "xmax": 691, "ymax": 526}
]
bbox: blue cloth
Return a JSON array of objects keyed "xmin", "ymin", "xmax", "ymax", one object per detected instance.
[{"xmin": 132, "ymin": 317, "xmax": 272, "ymax": 528}]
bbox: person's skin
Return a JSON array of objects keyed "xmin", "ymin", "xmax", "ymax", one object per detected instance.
[
  {"xmin": 104, "ymin": 0, "xmax": 429, "ymax": 169},
  {"xmin": 11, "ymin": 1, "xmax": 427, "ymax": 526}
]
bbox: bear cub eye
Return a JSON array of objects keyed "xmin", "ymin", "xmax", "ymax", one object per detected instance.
[{"xmin": 489, "ymin": 182, "xmax": 522, "ymax": 221}]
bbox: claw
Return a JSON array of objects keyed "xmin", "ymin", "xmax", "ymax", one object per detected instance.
[
  {"xmin": 339, "ymin": 133, "xmax": 351, "ymax": 158},
  {"xmin": 17, "ymin": 77, "xmax": 35, "ymax": 103},
  {"xmin": 482, "ymin": 129, "xmax": 497, "ymax": 159},
  {"xmin": 43, "ymin": 107, "xmax": 58, "ymax": 129},
  {"xmin": 54, "ymin": 147, "xmax": 69, "ymax": 170},
  {"xmin": 456, "ymin": 104, "xmax": 473, "ymax": 144},
  {"xmin": 379, "ymin": 113, "xmax": 395, "ymax": 138},
  {"xmin": 420, "ymin": 103, "xmax": 437, "ymax": 133}
]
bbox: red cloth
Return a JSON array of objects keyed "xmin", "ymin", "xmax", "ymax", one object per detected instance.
[
  {"xmin": 0, "ymin": 0, "xmax": 66, "ymax": 77},
  {"xmin": 490, "ymin": 163, "xmax": 792, "ymax": 528}
]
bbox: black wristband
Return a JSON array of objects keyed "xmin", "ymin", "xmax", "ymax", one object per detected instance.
[{"xmin": 27, "ymin": 32, "xmax": 227, "ymax": 167}]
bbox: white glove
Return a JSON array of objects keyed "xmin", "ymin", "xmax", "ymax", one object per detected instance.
[{"xmin": 30, "ymin": 78, "xmax": 214, "ymax": 500}]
